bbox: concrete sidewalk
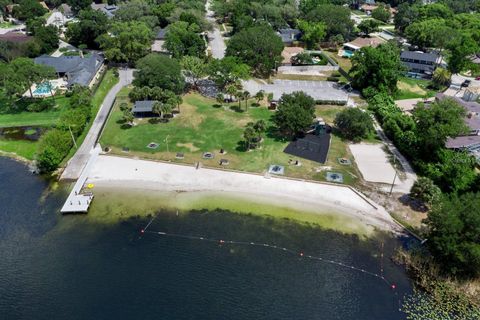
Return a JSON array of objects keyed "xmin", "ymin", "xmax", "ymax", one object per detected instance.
[{"xmin": 60, "ymin": 68, "xmax": 133, "ymax": 180}]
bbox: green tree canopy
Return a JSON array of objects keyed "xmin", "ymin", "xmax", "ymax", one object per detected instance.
[
  {"xmin": 36, "ymin": 129, "xmax": 73, "ymax": 172},
  {"xmin": 226, "ymin": 24, "xmax": 283, "ymax": 77},
  {"xmin": 303, "ymin": 4, "xmax": 354, "ymax": 41},
  {"xmin": 357, "ymin": 19, "xmax": 380, "ymax": 37},
  {"xmin": 180, "ymin": 55, "xmax": 207, "ymax": 88},
  {"xmin": 207, "ymin": 57, "xmax": 250, "ymax": 90},
  {"xmin": 350, "ymin": 42, "xmax": 404, "ymax": 95},
  {"xmin": 273, "ymin": 91, "xmax": 316, "ymax": 138},
  {"xmin": 372, "ymin": 4, "xmax": 391, "ymax": 23},
  {"xmin": 425, "ymin": 192, "xmax": 480, "ymax": 276},
  {"xmin": 334, "ymin": 108, "xmax": 374, "ymax": 142},
  {"xmin": 134, "ymin": 54, "xmax": 185, "ymax": 94},
  {"xmin": 98, "ymin": 21, "xmax": 153, "ymax": 63},
  {"xmin": 164, "ymin": 21, "xmax": 206, "ymax": 58},
  {"xmin": 410, "ymin": 176, "xmax": 441, "ymax": 207},
  {"xmin": 12, "ymin": 0, "xmax": 47, "ymax": 21},
  {"xmin": 66, "ymin": 9, "xmax": 110, "ymax": 49},
  {"xmin": 297, "ymin": 20, "xmax": 326, "ymax": 50}
]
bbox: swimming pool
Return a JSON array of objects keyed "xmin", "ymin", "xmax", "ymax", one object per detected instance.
[
  {"xmin": 33, "ymin": 82, "xmax": 53, "ymax": 95},
  {"xmin": 343, "ymin": 50, "xmax": 354, "ymax": 58}
]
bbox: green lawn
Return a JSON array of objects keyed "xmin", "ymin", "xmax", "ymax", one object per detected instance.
[
  {"xmin": 0, "ymin": 21, "xmax": 14, "ymax": 28},
  {"xmin": 395, "ymin": 77, "xmax": 438, "ymax": 100},
  {"xmin": 0, "ymin": 96, "xmax": 70, "ymax": 128},
  {"xmin": 100, "ymin": 92, "xmax": 361, "ymax": 185},
  {"xmin": 0, "ymin": 139, "xmax": 38, "ymax": 160}
]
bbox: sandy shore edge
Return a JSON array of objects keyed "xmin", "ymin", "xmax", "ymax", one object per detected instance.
[{"xmin": 87, "ymin": 155, "xmax": 401, "ymax": 232}]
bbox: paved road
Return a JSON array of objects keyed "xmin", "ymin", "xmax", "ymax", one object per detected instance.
[
  {"xmin": 205, "ymin": 0, "xmax": 226, "ymax": 59},
  {"xmin": 60, "ymin": 68, "xmax": 134, "ymax": 180}
]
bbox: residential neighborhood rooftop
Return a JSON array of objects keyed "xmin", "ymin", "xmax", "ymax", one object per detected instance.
[
  {"xmin": 133, "ymin": 100, "xmax": 155, "ymax": 113},
  {"xmin": 277, "ymin": 28, "xmax": 302, "ymax": 44},
  {"xmin": 343, "ymin": 36, "xmax": 385, "ymax": 51},
  {"xmin": 34, "ymin": 54, "xmax": 104, "ymax": 87}
]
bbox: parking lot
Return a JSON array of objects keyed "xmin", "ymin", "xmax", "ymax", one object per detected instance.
[{"xmin": 243, "ymin": 79, "xmax": 349, "ymax": 104}]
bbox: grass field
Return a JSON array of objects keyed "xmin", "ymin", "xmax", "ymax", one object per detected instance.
[
  {"xmin": 395, "ymin": 77, "xmax": 437, "ymax": 100},
  {"xmin": 100, "ymin": 91, "xmax": 361, "ymax": 185}
]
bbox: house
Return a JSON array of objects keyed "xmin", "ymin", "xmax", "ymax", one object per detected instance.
[
  {"xmin": 400, "ymin": 50, "xmax": 442, "ymax": 78},
  {"xmin": 277, "ymin": 28, "xmax": 302, "ymax": 46},
  {"xmin": 59, "ymin": 4, "xmax": 73, "ymax": 18},
  {"xmin": 34, "ymin": 54, "xmax": 105, "ymax": 88},
  {"xmin": 132, "ymin": 100, "xmax": 155, "ymax": 117},
  {"xmin": 339, "ymin": 36, "xmax": 385, "ymax": 57},
  {"xmin": 91, "ymin": 3, "xmax": 118, "ymax": 18},
  {"xmin": 151, "ymin": 28, "xmax": 168, "ymax": 53}
]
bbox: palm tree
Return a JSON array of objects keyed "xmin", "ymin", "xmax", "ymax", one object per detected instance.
[
  {"xmin": 226, "ymin": 85, "xmax": 236, "ymax": 102},
  {"xmin": 243, "ymin": 90, "xmax": 250, "ymax": 111},
  {"xmin": 432, "ymin": 67, "xmax": 451, "ymax": 88},
  {"xmin": 243, "ymin": 124, "xmax": 256, "ymax": 150},
  {"xmin": 122, "ymin": 109, "xmax": 134, "ymax": 126},
  {"xmin": 216, "ymin": 93, "xmax": 224, "ymax": 107},
  {"xmin": 236, "ymin": 90, "xmax": 243, "ymax": 109},
  {"xmin": 255, "ymin": 90, "xmax": 265, "ymax": 104}
]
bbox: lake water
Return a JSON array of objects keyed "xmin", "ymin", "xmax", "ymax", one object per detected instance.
[{"xmin": 0, "ymin": 157, "xmax": 412, "ymax": 319}]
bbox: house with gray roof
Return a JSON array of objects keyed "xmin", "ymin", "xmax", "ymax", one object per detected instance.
[
  {"xmin": 34, "ymin": 54, "xmax": 104, "ymax": 88},
  {"xmin": 91, "ymin": 3, "xmax": 118, "ymax": 18},
  {"xmin": 400, "ymin": 50, "xmax": 442, "ymax": 77},
  {"xmin": 132, "ymin": 100, "xmax": 156, "ymax": 117},
  {"xmin": 437, "ymin": 93, "xmax": 480, "ymax": 162}
]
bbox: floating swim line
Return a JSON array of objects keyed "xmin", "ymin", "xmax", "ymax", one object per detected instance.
[{"xmin": 140, "ymin": 225, "xmax": 396, "ymax": 290}]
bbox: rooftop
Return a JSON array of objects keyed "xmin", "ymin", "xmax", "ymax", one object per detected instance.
[
  {"xmin": 344, "ymin": 37, "xmax": 385, "ymax": 50},
  {"xmin": 446, "ymin": 135, "xmax": 480, "ymax": 149},
  {"xmin": 0, "ymin": 32, "xmax": 33, "ymax": 43},
  {"xmin": 133, "ymin": 100, "xmax": 155, "ymax": 113},
  {"xmin": 156, "ymin": 28, "xmax": 167, "ymax": 40},
  {"xmin": 401, "ymin": 51, "xmax": 440, "ymax": 63},
  {"xmin": 34, "ymin": 54, "xmax": 104, "ymax": 87}
]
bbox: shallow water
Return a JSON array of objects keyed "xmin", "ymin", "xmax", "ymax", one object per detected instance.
[
  {"xmin": 0, "ymin": 157, "xmax": 411, "ymax": 319},
  {"xmin": 0, "ymin": 126, "xmax": 45, "ymax": 141}
]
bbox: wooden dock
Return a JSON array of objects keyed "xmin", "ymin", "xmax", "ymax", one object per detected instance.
[{"xmin": 60, "ymin": 146, "xmax": 100, "ymax": 213}]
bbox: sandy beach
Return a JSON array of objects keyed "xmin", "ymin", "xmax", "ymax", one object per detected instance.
[{"xmin": 87, "ymin": 155, "xmax": 401, "ymax": 232}]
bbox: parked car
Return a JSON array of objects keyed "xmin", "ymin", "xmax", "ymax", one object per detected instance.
[
  {"xmin": 461, "ymin": 79, "xmax": 471, "ymax": 87},
  {"xmin": 475, "ymin": 76, "xmax": 480, "ymax": 81}
]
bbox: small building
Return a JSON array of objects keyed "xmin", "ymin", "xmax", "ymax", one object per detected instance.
[
  {"xmin": 91, "ymin": 3, "xmax": 118, "ymax": 18},
  {"xmin": 34, "ymin": 54, "xmax": 105, "ymax": 88},
  {"xmin": 400, "ymin": 50, "xmax": 442, "ymax": 78},
  {"xmin": 277, "ymin": 28, "xmax": 302, "ymax": 46},
  {"xmin": 151, "ymin": 28, "xmax": 168, "ymax": 53},
  {"xmin": 132, "ymin": 100, "xmax": 155, "ymax": 117},
  {"xmin": 436, "ymin": 93, "xmax": 480, "ymax": 135},
  {"xmin": 59, "ymin": 3, "xmax": 73, "ymax": 18},
  {"xmin": 339, "ymin": 36, "xmax": 385, "ymax": 58}
]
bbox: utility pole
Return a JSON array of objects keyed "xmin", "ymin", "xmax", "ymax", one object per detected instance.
[
  {"xmin": 389, "ymin": 155, "xmax": 397, "ymax": 196},
  {"xmin": 68, "ymin": 125, "xmax": 78, "ymax": 149},
  {"xmin": 164, "ymin": 135, "xmax": 169, "ymax": 153}
]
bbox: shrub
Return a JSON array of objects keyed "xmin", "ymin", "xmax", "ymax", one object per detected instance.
[
  {"xmin": 334, "ymin": 108, "xmax": 374, "ymax": 142},
  {"xmin": 36, "ymin": 129, "xmax": 73, "ymax": 172}
]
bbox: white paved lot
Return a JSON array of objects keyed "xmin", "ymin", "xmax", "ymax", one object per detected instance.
[
  {"xmin": 349, "ymin": 143, "xmax": 397, "ymax": 184},
  {"xmin": 243, "ymin": 79, "xmax": 349, "ymax": 103}
]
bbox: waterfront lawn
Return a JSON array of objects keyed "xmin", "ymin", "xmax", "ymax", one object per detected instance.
[
  {"xmin": 0, "ymin": 139, "xmax": 37, "ymax": 160},
  {"xmin": 100, "ymin": 91, "xmax": 360, "ymax": 184}
]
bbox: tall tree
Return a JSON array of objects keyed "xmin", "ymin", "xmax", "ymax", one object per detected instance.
[
  {"xmin": 164, "ymin": 21, "xmax": 205, "ymax": 58},
  {"xmin": 357, "ymin": 19, "xmax": 380, "ymax": 37},
  {"xmin": 180, "ymin": 55, "xmax": 207, "ymax": 88},
  {"xmin": 12, "ymin": 0, "xmax": 47, "ymax": 21},
  {"xmin": 304, "ymin": 4, "xmax": 354, "ymax": 41},
  {"xmin": 207, "ymin": 57, "xmax": 250, "ymax": 90},
  {"xmin": 134, "ymin": 54, "xmax": 185, "ymax": 94},
  {"xmin": 334, "ymin": 108, "xmax": 374, "ymax": 142},
  {"xmin": 226, "ymin": 24, "xmax": 283, "ymax": 77},
  {"xmin": 273, "ymin": 91, "xmax": 316, "ymax": 138},
  {"xmin": 372, "ymin": 4, "xmax": 391, "ymax": 23},
  {"xmin": 98, "ymin": 21, "xmax": 153, "ymax": 63},
  {"xmin": 349, "ymin": 43, "xmax": 404, "ymax": 95},
  {"xmin": 297, "ymin": 20, "xmax": 326, "ymax": 50},
  {"xmin": 66, "ymin": 9, "xmax": 109, "ymax": 49}
]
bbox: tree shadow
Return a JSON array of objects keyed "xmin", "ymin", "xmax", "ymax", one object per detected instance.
[
  {"xmin": 235, "ymin": 140, "xmax": 248, "ymax": 152},
  {"xmin": 229, "ymin": 105, "xmax": 244, "ymax": 113},
  {"xmin": 120, "ymin": 123, "xmax": 132, "ymax": 129},
  {"xmin": 266, "ymin": 125, "xmax": 289, "ymax": 142},
  {"xmin": 398, "ymin": 194, "xmax": 428, "ymax": 213},
  {"xmin": 251, "ymin": 102, "xmax": 260, "ymax": 107},
  {"xmin": 212, "ymin": 104, "xmax": 222, "ymax": 108}
]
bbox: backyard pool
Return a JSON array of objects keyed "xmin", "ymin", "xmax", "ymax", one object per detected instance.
[
  {"xmin": 33, "ymin": 82, "xmax": 53, "ymax": 95},
  {"xmin": 343, "ymin": 50, "xmax": 355, "ymax": 58}
]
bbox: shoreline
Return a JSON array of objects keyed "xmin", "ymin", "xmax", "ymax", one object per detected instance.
[{"xmin": 86, "ymin": 155, "xmax": 401, "ymax": 233}]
